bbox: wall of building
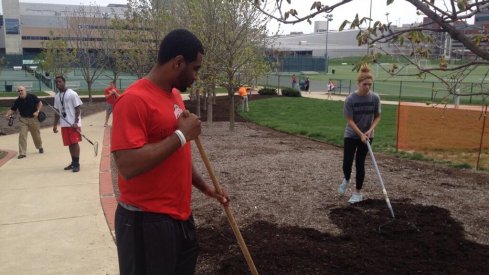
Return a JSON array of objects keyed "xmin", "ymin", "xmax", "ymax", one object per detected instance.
[{"xmin": 0, "ymin": 0, "xmax": 126, "ymax": 66}]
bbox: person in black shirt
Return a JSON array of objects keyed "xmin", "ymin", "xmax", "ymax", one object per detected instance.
[{"xmin": 4, "ymin": 85, "xmax": 44, "ymax": 159}]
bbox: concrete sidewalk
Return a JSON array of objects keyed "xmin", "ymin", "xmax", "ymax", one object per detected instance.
[{"xmin": 0, "ymin": 111, "xmax": 118, "ymax": 274}]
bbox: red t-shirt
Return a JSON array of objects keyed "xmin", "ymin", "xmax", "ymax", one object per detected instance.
[
  {"xmin": 111, "ymin": 78, "xmax": 192, "ymax": 220},
  {"xmin": 104, "ymin": 86, "xmax": 120, "ymax": 105}
]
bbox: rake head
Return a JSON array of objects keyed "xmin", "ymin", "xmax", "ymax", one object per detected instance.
[{"xmin": 93, "ymin": 141, "xmax": 99, "ymax": 157}]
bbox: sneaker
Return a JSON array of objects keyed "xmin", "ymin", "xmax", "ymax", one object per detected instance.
[
  {"xmin": 17, "ymin": 155, "xmax": 26, "ymax": 159},
  {"xmin": 72, "ymin": 164, "xmax": 80, "ymax": 173},
  {"xmin": 64, "ymin": 163, "xmax": 74, "ymax": 170},
  {"xmin": 348, "ymin": 193, "xmax": 363, "ymax": 204},
  {"xmin": 39, "ymin": 148, "xmax": 44, "ymax": 154},
  {"xmin": 338, "ymin": 178, "xmax": 350, "ymax": 195}
]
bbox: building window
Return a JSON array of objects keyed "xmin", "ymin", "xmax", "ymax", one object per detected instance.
[{"xmin": 5, "ymin": 18, "xmax": 20, "ymax": 34}]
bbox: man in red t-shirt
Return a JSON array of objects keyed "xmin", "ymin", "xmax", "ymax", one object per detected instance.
[
  {"xmin": 103, "ymin": 81, "xmax": 120, "ymax": 127},
  {"xmin": 111, "ymin": 29, "xmax": 229, "ymax": 275}
]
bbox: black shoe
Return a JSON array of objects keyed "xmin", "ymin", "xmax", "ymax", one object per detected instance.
[
  {"xmin": 39, "ymin": 148, "xmax": 44, "ymax": 154},
  {"xmin": 18, "ymin": 155, "xmax": 26, "ymax": 159},
  {"xmin": 64, "ymin": 163, "xmax": 74, "ymax": 170},
  {"xmin": 72, "ymin": 164, "xmax": 80, "ymax": 173}
]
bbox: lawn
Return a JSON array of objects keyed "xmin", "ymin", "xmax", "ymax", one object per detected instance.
[{"xmin": 240, "ymin": 97, "xmax": 398, "ymax": 153}]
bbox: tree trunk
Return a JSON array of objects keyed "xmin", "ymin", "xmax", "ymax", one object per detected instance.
[
  {"xmin": 196, "ymin": 88, "xmax": 201, "ymax": 117},
  {"xmin": 228, "ymin": 88, "xmax": 235, "ymax": 131},
  {"xmin": 207, "ymin": 87, "xmax": 213, "ymax": 126},
  {"xmin": 202, "ymin": 87, "xmax": 207, "ymax": 112},
  {"xmin": 87, "ymin": 81, "xmax": 93, "ymax": 103}
]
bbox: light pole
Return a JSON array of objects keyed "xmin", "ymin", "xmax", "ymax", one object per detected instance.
[{"xmin": 325, "ymin": 14, "xmax": 333, "ymax": 73}]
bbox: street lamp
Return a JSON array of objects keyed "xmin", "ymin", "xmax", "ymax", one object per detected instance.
[{"xmin": 325, "ymin": 14, "xmax": 333, "ymax": 73}]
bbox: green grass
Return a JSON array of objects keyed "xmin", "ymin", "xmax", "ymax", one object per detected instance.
[
  {"xmin": 239, "ymin": 96, "xmax": 488, "ymax": 169},
  {"xmin": 239, "ymin": 97, "xmax": 398, "ymax": 152},
  {"xmin": 0, "ymin": 150, "xmax": 6, "ymax": 160}
]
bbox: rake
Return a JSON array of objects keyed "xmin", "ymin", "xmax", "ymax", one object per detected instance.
[
  {"xmin": 42, "ymin": 100, "xmax": 99, "ymax": 156},
  {"xmin": 366, "ymin": 140, "xmax": 395, "ymax": 218},
  {"xmin": 195, "ymin": 137, "xmax": 259, "ymax": 275}
]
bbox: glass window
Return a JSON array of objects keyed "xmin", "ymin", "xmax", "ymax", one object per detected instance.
[{"xmin": 5, "ymin": 18, "xmax": 20, "ymax": 35}]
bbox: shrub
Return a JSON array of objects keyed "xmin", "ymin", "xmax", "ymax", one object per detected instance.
[
  {"xmin": 281, "ymin": 87, "xmax": 302, "ymax": 97},
  {"xmin": 258, "ymin": 87, "xmax": 277, "ymax": 96}
]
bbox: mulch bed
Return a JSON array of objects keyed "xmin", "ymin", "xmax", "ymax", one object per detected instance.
[{"xmin": 2, "ymin": 95, "xmax": 488, "ymax": 274}]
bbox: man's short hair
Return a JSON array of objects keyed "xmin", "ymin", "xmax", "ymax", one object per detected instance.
[
  {"xmin": 157, "ymin": 29, "xmax": 204, "ymax": 65},
  {"xmin": 55, "ymin": 75, "xmax": 66, "ymax": 82}
]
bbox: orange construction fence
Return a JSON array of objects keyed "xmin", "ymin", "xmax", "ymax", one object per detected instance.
[{"xmin": 397, "ymin": 102, "xmax": 488, "ymax": 169}]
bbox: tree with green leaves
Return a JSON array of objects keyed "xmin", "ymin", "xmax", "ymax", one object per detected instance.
[
  {"xmin": 111, "ymin": 0, "xmax": 174, "ymax": 79},
  {"xmin": 64, "ymin": 4, "xmax": 107, "ymax": 103},
  {"xmin": 253, "ymin": 0, "xmax": 489, "ymax": 100},
  {"xmin": 177, "ymin": 0, "xmax": 271, "ymax": 130},
  {"xmin": 99, "ymin": 11, "xmax": 126, "ymax": 83},
  {"xmin": 36, "ymin": 30, "xmax": 76, "ymax": 79}
]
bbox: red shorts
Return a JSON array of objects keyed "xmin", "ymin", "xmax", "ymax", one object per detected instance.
[{"xmin": 61, "ymin": 127, "xmax": 82, "ymax": 146}]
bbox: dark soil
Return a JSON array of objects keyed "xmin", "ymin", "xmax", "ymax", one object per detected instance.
[{"xmin": 2, "ymin": 95, "xmax": 488, "ymax": 274}]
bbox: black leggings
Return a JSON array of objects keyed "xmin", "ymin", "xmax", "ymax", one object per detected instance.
[{"xmin": 342, "ymin": 138, "xmax": 372, "ymax": 190}]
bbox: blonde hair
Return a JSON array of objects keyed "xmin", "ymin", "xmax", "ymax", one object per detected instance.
[{"xmin": 357, "ymin": 64, "xmax": 373, "ymax": 84}]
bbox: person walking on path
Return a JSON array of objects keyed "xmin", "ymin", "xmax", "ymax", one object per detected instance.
[
  {"xmin": 291, "ymin": 74, "xmax": 298, "ymax": 90},
  {"xmin": 327, "ymin": 80, "xmax": 335, "ymax": 99},
  {"xmin": 111, "ymin": 29, "xmax": 229, "ymax": 275},
  {"xmin": 53, "ymin": 76, "xmax": 83, "ymax": 172},
  {"xmin": 338, "ymin": 65, "xmax": 381, "ymax": 204},
  {"xmin": 238, "ymin": 85, "xmax": 249, "ymax": 112},
  {"xmin": 103, "ymin": 81, "xmax": 120, "ymax": 127},
  {"xmin": 4, "ymin": 85, "xmax": 44, "ymax": 159},
  {"xmin": 304, "ymin": 77, "xmax": 310, "ymax": 94}
]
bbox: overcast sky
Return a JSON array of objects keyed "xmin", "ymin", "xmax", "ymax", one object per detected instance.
[{"xmin": 14, "ymin": 0, "xmax": 424, "ymax": 34}]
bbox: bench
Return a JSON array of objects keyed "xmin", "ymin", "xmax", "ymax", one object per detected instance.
[
  {"xmin": 13, "ymin": 82, "xmax": 33, "ymax": 91},
  {"xmin": 66, "ymin": 81, "xmax": 81, "ymax": 90}
]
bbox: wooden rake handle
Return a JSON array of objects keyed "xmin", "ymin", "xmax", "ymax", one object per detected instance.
[{"xmin": 194, "ymin": 137, "xmax": 259, "ymax": 275}]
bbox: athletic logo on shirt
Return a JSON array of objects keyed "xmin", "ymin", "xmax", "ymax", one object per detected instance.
[{"xmin": 174, "ymin": 104, "xmax": 183, "ymax": 119}]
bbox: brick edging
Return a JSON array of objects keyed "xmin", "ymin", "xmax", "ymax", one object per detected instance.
[
  {"xmin": 0, "ymin": 149, "xmax": 17, "ymax": 167},
  {"xmin": 99, "ymin": 126, "xmax": 117, "ymax": 242}
]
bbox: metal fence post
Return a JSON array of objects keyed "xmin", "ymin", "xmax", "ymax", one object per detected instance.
[
  {"xmin": 476, "ymin": 105, "xmax": 488, "ymax": 170},
  {"xmin": 431, "ymin": 82, "xmax": 435, "ymax": 101},
  {"xmin": 470, "ymin": 82, "xmax": 474, "ymax": 104},
  {"xmin": 398, "ymin": 81, "xmax": 403, "ymax": 102}
]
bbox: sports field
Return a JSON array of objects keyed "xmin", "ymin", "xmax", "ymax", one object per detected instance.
[{"xmin": 257, "ymin": 60, "xmax": 489, "ymax": 105}]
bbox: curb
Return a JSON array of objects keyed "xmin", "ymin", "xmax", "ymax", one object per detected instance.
[
  {"xmin": 99, "ymin": 126, "xmax": 117, "ymax": 242},
  {"xmin": 0, "ymin": 149, "xmax": 17, "ymax": 167}
]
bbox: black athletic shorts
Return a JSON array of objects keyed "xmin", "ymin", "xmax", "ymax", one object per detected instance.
[{"xmin": 115, "ymin": 204, "xmax": 199, "ymax": 275}]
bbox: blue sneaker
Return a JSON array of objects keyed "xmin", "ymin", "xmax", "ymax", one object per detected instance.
[
  {"xmin": 348, "ymin": 192, "xmax": 363, "ymax": 204},
  {"xmin": 338, "ymin": 178, "xmax": 350, "ymax": 195}
]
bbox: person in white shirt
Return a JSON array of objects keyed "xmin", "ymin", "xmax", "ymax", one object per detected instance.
[{"xmin": 53, "ymin": 76, "xmax": 83, "ymax": 172}]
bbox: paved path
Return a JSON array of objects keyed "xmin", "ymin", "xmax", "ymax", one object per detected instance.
[{"xmin": 0, "ymin": 111, "xmax": 118, "ymax": 275}]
